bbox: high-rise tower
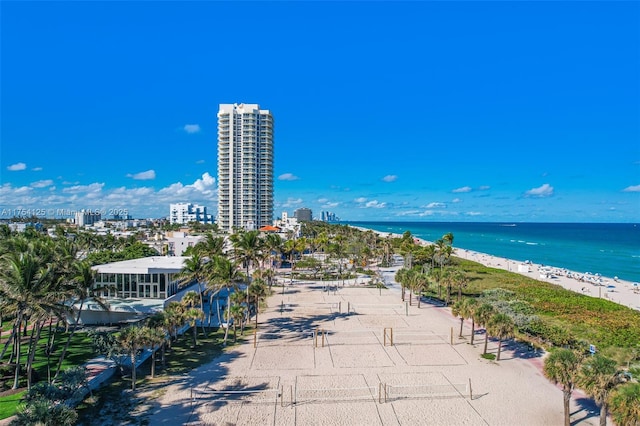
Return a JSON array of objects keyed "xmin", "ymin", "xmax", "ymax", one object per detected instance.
[{"xmin": 217, "ymin": 103, "xmax": 274, "ymax": 232}]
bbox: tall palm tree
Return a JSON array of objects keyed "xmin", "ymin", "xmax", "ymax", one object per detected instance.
[
  {"xmin": 464, "ymin": 298, "xmax": 479, "ymax": 344},
  {"xmin": 0, "ymin": 251, "xmax": 56, "ymax": 389},
  {"xmin": 474, "ymin": 303, "xmax": 496, "ymax": 354},
  {"xmin": 544, "ymin": 348, "xmax": 582, "ymax": 426},
  {"xmin": 208, "ymin": 256, "xmax": 245, "ymax": 345},
  {"xmin": 451, "ymin": 300, "xmax": 466, "ymax": 338},
  {"xmin": 53, "ymin": 260, "xmax": 107, "ymax": 380},
  {"xmin": 607, "ymin": 381, "xmax": 640, "ymax": 426},
  {"xmin": 231, "ymin": 230, "xmax": 264, "ymax": 302},
  {"xmin": 577, "ymin": 354, "xmax": 625, "ymax": 426},
  {"xmin": 248, "ymin": 278, "xmax": 268, "ymax": 327},
  {"xmin": 487, "ymin": 313, "xmax": 514, "ymax": 361},
  {"xmin": 143, "ymin": 326, "xmax": 166, "ymax": 378},
  {"xmin": 176, "ymin": 254, "xmax": 208, "ymax": 336},
  {"xmin": 117, "ymin": 326, "xmax": 147, "ymax": 391}
]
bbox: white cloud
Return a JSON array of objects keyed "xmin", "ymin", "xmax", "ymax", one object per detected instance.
[
  {"xmin": 7, "ymin": 162, "xmax": 26, "ymax": 171},
  {"xmin": 32, "ymin": 167, "xmax": 43, "ymax": 171},
  {"xmin": 525, "ymin": 183, "xmax": 554, "ymax": 197},
  {"xmin": 364, "ymin": 200, "xmax": 386, "ymax": 209},
  {"xmin": 196, "ymin": 159, "xmax": 205, "ymax": 164},
  {"xmin": 31, "ymin": 179, "xmax": 54, "ymax": 188},
  {"xmin": 424, "ymin": 202, "xmax": 446, "ymax": 209},
  {"xmin": 622, "ymin": 184, "xmax": 640, "ymax": 192},
  {"xmin": 278, "ymin": 173, "xmax": 299, "ymax": 181},
  {"xmin": 322, "ymin": 201, "xmax": 340, "ymax": 208},
  {"xmin": 62, "ymin": 183, "xmax": 105, "ymax": 194},
  {"xmin": 478, "ymin": 185, "xmax": 490, "ymax": 191},
  {"xmin": 127, "ymin": 170, "xmax": 156, "ymax": 180},
  {"xmin": 382, "ymin": 175, "xmax": 397, "ymax": 183},
  {"xmin": 452, "ymin": 198, "xmax": 462, "ymax": 203},
  {"xmin": 282, "ymin": 197, "xmax": 303, "ymax": 207},
  {"xmin": 191, "ymin": 172, "xmax": 215, "ymax": 193},
  {"xmin": 354, "ymin": 197, "xmax": 367, "ymax": 203},
  {"xmin": 466, "ymin": 211, "xmax": 483, "ymax": 216},
  {"xmin": 452, "ymin": 186, "xmax": 472, "ymax": 193},
  {"xmin": 183, "ymin": 124, "xmax": 201, "ymax": 134}
]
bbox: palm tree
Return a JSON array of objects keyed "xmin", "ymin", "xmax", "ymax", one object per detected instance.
[
  {"xmin": 248, "ymin": 279, "xmax": 268, "ymax": 327},
  {"xmin": 544, "ymin": 348, "xmax": 582, "ymax": 426},
  {"xmin": 231, "ymin": 230, "xmax": 263, "ymax": 295},
  {"xmin": 487, "ymin": 313, "xmax": 514, "ymax": 361},
  {"xmin": 208, "ymin": 256, "xmax": 245, "ymax": 345},
  {"xmin": 182, "ymin": 291, "xmax": 203, "ymax": 348},
  {"xmin": 176, "ymin": 254, "xmax": 208, "ymax": 336},
  {"xmin": 117, "ymin": 326, "xmax": 147, "ymax": 390},
  {"xmin": 0, "ymin": 251, "xmax": 57, "ymax": 389},
  {"xmin": 453, "ymin": 270, "xmax": 469, "ymax": 302},
  {"xmin": 607, "ymin": 381, "xmax": 640, "ymax": 426},
  {"xmin": 451, "ymin": 300, "xmax": 466, "ymax": 338},
  {"xmin": 143, "ymin": 326, "xmax": 166, "ymax": 378},
  {"xmin": 464, "ymin": 299, "xmax": 479, "ymax": 344},
  {"xmin": 577, "ymin": 354, "xmax": 625, "ymax": 426},
  {"xmin": 474, "ymin": 303, "xmax": 495, "ymax": 355},
  {"xmin": 54, "ymin": 260, "xmax": 106, "ymax": 380}
]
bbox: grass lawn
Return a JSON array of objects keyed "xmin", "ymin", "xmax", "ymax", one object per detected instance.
[
  {"xmin": 75, "ymin": 326, "xmax": 248, "ymax": 425},
  {"xmin": 0, "ymin": 389, "xmax": 26, "ymax": 420}
]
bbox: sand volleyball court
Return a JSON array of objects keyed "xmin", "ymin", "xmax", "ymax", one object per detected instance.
[{"xmin": 145, "ymin": 277, "xmax": 597, "ymax": 425}]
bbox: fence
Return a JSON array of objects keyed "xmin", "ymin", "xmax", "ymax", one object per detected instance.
[
  {"xmin": 193, "ymin": 386, "xmax": 282, "ymax": 405},
  {"xmin": 253, "ymin": 330, "xmax": 316, "ymax": 348},
  {"xmin": 384, "ymin": 327, "xmax": 455, "ymax": 346}
]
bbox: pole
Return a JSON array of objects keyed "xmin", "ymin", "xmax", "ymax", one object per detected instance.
[
  {"xmin": 322, "ymin": 329, "xmax": 325, "ymax": 347},
  {"xmin": 405, "ymin": 301, "xmax": 408, "ymax": 316},
  {"xmin": 469, "ymin": 378, "xmax": 473, "ymax": 400},
  {"xmin": 253, "ymin": 329, "xmax": 257, "ymax": 348},
  {"xmin": 391, "ymin": 328, "xmax": 393, "ymax": 346},
  {"xmin": 450, "ymin": 327, "xmax": 454, "ymax": 345}
]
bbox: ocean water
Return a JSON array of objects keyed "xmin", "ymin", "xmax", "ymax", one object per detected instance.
[{"xmin": 345, "ymin": 222, "xmax": 640, "ymax": 283}]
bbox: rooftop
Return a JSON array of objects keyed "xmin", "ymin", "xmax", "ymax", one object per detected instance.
[{"xmin": 92, "ymin": 256, "xmax": 189, "ymax": 274}]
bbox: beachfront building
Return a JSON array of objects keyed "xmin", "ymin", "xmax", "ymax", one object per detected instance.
[
  {"xmin": 217, "ymin": 103, "xmax": 274, "ymax": 232},
  {"xmin": 68, "ymin": 256, "xmax": 196, "ymax": 325},
  {"xmin": 169, "ymin": 203, "xmax": 213, "ymax": 225}
]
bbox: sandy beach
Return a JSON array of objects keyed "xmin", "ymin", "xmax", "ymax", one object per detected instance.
[{"xmin": 141, "ymin": 263, "xmax": 605, "ymax": 426}]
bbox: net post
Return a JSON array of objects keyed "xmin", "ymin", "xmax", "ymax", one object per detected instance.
[
  {"xmin": 291, "ymin": 385, "xmax": 294, "ymax": 406},
  {"xmin": 383, "ymin": 328, "xmax": 387, "ymax": 346},
  {"xmin": 378, "ymin": 382, "xmax": 382, "ymax": 404},
  {"xmin": 322, "ymin": 329, "xmax": 325, "ymax": 347},
  {"xmin": 280, "ymin": 300, "xmax": 284, "ymax": 315},
  {"xmin": 450, "ymin": 327, "xmax": 454, "ymax": 345},
  {"xmin": 253, "ymin": 329, "xmax": 257, "ymax": 348},
  {"xmin": 405, "ymin": 301, "xmax": 408, "ymax": 316},
  {"xmin": 339, "ymin": 301, "xmax": 342, "ymax": 313},
  {"xmin": 315, "ymin": 327, "xmax": 319, "ymax": 347},
  {"xmin": 385, "ymin": 383, "xmax": 388, "ymax": 403},
  {"xmin": 469, "ymin": 378, "xmax": 473, "ymax": 400},
  {"xmin": 280, "ymin": 385, "xmax": 284, "ymax": 407},
  {"xmin": 348, "ymin": 301, "xmax": 351, "ymax": 314},
  {"xmin": 391, "ymin": 328, "xmax": 394, "ymax": 346}
]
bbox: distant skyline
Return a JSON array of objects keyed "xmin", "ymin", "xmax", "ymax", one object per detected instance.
[{"xmin": 2, "ymin": 1, "xmax": 639, "ymax": 223}]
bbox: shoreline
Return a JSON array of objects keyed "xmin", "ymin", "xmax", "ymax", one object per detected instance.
[{"xmin": 353, "ymin": 226, "xmax": 640, "ymax": 311}]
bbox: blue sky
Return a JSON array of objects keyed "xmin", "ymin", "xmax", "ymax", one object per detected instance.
[{"xmin": 1, "ymin": 1, "xmax": 639, "ymax": 223}]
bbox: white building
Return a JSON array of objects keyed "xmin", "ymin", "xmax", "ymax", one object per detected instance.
[
  {"xmin": 166, "ymin": 231, "xmax": 204, "ymax": 256},
  {"xmin": 70, "ymin": 256, "xmax": 193, "ymax": 325},
  {"xmin": 169, "ymin": 203, "xmax": 213, "ymax": 225},
  {"xmin": 75, "ymin": 209, "xmax": 101, "ymax": 227},
  {"xmin": 217, "ymin": 103, "xmax": 274, "ymax": 232}
]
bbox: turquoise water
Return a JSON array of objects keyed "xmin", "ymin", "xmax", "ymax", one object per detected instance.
[{"xmin": 345, "ymin": 222, "xmax": 640, "ymax": 283}]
